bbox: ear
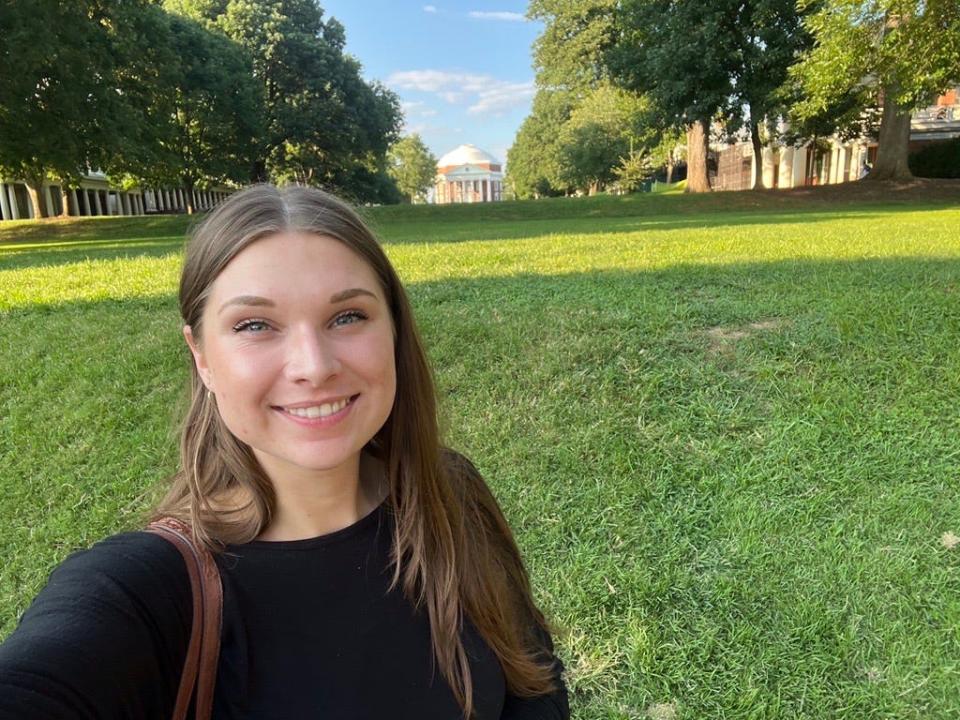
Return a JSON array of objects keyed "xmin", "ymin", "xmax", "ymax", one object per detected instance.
[{"xmin": 183, "ymin": 325, "xmax": 214, "ymax": 392}]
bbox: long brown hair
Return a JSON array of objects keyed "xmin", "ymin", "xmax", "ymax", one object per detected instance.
[{"xmin": 154, "ymin": 184, "xmax": 558, "ymax": 717}]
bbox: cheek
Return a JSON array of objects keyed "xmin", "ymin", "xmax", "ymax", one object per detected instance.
[
  {"xmin": 359, "ymin": 333, "xmax": 397, "ymax": 395},
  {"xmin": 208, "ymin": 344, "xmax": 277, "ymax": 413}
]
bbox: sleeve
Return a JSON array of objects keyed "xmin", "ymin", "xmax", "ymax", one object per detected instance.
[
  {"xmin": 0, "ymin": 531, "xmax": 193, "ymax": 720},
  {"xmin": 500, "ymin": 623, "xmax": 570, "ymax": 720}
]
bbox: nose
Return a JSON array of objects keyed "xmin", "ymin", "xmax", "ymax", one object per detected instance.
[{"xmin": 284, "ymin": 326, "xmax": 341, "ymax": 385}]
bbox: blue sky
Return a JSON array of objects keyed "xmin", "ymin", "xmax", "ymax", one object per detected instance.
[{"xmin": 320, "ymin": 0, "xmax": 543, "ymax": 165}]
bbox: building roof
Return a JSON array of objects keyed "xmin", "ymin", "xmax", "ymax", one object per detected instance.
[{"xmin": 437, "ymin": 144, "xmax": 500, "ymax": 168}]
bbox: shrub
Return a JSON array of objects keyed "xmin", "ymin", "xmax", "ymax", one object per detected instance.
[{"xmin": 909, "ymin": 138, "xmax": 960, "ymax": 178}]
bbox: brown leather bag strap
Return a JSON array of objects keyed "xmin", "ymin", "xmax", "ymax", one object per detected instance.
[{"xmin": 146, "ymin": 518, "xmax": 223, "ymax": 720}]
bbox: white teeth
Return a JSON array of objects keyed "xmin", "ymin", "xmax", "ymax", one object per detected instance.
[{"xmin": 285, "ymin": 397, "xmax": 350, "ymax": 418}]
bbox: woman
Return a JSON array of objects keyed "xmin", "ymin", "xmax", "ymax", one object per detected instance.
[{"xmin": 0, "ymin": 185, "xmax": 568, "ymax": 719}]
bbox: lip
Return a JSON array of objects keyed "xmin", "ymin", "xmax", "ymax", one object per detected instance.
[{"xmin": 273, "ymin": 394, "xmax": 359, "ymax": 427}]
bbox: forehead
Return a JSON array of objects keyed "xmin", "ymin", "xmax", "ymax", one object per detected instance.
[{"xmin": 208, "ymin": 231, "xmax": 381, "ymax": 303}]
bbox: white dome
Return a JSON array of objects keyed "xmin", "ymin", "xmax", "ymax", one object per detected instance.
[{"xmin": 437, "ymin": 144, "xmax": 500, "ymax": 168}]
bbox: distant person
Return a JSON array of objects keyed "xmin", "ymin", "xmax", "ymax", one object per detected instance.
[
  {"xmin": 0, "ymin": 185, "xmax": 568, "ymax": 719},
  {"xmin": 859, "ymin": 162, "xmax": 872, "ymax": 180}
]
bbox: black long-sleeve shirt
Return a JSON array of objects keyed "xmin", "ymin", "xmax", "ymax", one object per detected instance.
[{"xmin": 0, "ymin": 501, "xmax": 568, "ymax": 719}]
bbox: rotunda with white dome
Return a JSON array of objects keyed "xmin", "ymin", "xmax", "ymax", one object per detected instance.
[{"xmin": 434, "ymin": 144, "xmax": 503, "ymax": 204}]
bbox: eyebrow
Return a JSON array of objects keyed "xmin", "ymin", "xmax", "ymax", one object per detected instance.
[
  {"xmin": 218, "ymin": 295, "xmax": 275, "ymax": 315},
  {"xmin": 217, "ymin": 288, "xmax": 378, "ymax": 315},
  {"xmin": 330, "ymin": 288, "xmax": 378, "ymax": 303}
]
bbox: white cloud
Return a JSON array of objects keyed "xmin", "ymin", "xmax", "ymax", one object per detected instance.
[
  {"xmin": 386, "ymin": 70, "xmax": 535, "ymax": 117},
  {"xmin": 468, "ymin": 11, "xmax": 526, "ymax": 21},
  {"xmin": 467, "ymin": 80, "xmax": 534, "ymax": 115},
  {"xmin": 423, "ymin": 5, "xmax": 437, "ymax": 12},
  {"xmin": 401, "ymin": 100, "xmax": 440, "ymax": 119}
]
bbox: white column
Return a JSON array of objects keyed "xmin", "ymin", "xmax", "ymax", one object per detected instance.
[
  {"xmin": 91, "ymin": 189, "xmax": 102, "ymax": 215},
  {"xmin": 836, "ymin": 146, "xmax": 847, "ymax": 184},
  {"xmin": 43, "ymin": 186, "xmax": 55, "ymax": 216},
  {"xmin": 204, "ymin": 191, "xmax": 211, "ymax": 208},
  {"xmin": 69, "ymin": 188, "xmax": 79, "ymax": 216},
  {"xmin": 792, "ymin": 147, "xmax": 807, "ymax": 186},
  {"xmin": 778, "ymin": 147, "xmax": 793, "ymax": 189},
  {"xmin": 8, "ymin": 185, "xmax": 20, "ymax": 219},
  {"xmin": 0, "ymin": 183, "xmax": 10, "ymax": 220}
]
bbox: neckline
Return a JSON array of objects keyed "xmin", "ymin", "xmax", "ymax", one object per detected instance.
[{"xmin": 235, "ymin": 498, "xmax": 389, "ymax": 551}]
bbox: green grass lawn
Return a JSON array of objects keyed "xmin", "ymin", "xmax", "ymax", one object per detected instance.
[{"xmin": 2, "ymin": 188, "xmax": 960, "ymax": 718}]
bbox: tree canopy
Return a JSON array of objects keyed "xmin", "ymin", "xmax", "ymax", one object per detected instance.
[
  {"xmin": 791, "ymin": 0, "xmax": 960, "ymax": 180},
  {"xmin": 387, "ymin": 135, "xmax": 437, "ymax": 203},
  {"xmin": 0, "ymin": 0, "xmax": 404, "ymax": 211}
]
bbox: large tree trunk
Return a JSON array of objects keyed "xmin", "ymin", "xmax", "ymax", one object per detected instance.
[
  {"xmin": 183, "ymin": 178, "xmax": 197, "ymax": 214},
  {"xmin": 60, "ymin": 188, "xmax": 71, "ymax": 218},
  {"xmin": 868, "ymin": 82, "xmax": 913, "ymax": 181},
  {"xmin": 250, "ymin": 159, "xmax": 268, "ymax": 184},
  {"xmin": 24, "ymin": 180, "xmax": 48, "ymax": 218},
  {"xmin": 750, "ymin": 121, "xmax": 765, "ymax": 189},
  {"xmin": 686, "ymin": 120, "xmax": 711, "ymax": 193}
]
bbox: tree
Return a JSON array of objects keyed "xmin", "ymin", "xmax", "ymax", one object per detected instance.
[
  {"xmin": 726, "ymin": 0, "xmax": 814, "ymax": 188},
  {"xmin": 0, "ymin": 0, "xmax": 163, "ymax": 216},
  {"xmin": 151, "ymin": 12, "xmax": 263, "ymax": 213},
  {"xmin": 791, "ymin": 0, "xmax": 960, "ymax": 181},
  {"xmin": 610, "ymin": 0, "xmax": 813, "ymax": 190},
  {"xmin": 186, "ymin": 0, "xmax": 402, "ymax": 196},
  {"xmin": 506, "ymin": 90, "xmax": 576, "ymax": 199},
  {"xmin": 613, "ymin": 144, "xmax": 653, "ymax": 192},
  {"xmin": 387, "ymin": 135, "xmax": 436, "ymax": 203},
  {"xmin": 556, "ymin": 82, "xmax": 653, "ymax": 194},
  {"xmin": 609, "ymin": 1, "xmax": 732, "ymax": 192},
  {"xmin": 529, "ymin": 0, "xmax": 617, "ymax": 90}
]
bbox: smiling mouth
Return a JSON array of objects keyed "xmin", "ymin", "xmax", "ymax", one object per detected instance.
[{"xmin": 276, "ymin": 395, "xmax": 357, "ymax": 419}]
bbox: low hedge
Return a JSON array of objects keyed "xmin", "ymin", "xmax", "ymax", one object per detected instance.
[{"xmin": 909, "ymin": 137, "xmax": 960, "ymax": 178}]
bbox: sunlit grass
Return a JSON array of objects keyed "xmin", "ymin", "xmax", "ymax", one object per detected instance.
[{"xmin": 2, "ymin": 193, "xmax": 960, "ymax": 719}]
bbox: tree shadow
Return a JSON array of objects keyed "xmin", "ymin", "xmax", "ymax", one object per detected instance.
[
  {"xmin": 373, "ymin": 208, "xmax": 898, "ymax": 245},
  {"xmin": 0, "ymin": 205, "xmax": 913, "ymax": 273},
  {"xmin": 0, "ymin": 236, "xmax": 187, "ymax": 272}
]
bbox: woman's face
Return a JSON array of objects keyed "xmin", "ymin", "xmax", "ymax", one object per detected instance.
[{"xmin": 184, "ymin": 231, "xmax": 397, "ymax": 484}]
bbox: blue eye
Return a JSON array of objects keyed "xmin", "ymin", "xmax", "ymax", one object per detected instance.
[
  {"xmin": 333, "ymin": 310, "xmax": 367, "ymax": 327},
  {"xmin": 232, "ymin": 319, "xmax": 271, "ymax": 333}
]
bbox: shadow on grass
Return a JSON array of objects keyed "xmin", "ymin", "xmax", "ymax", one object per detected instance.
[
  {"xmin": 373, "ymin": 209, "xmax": 897, "ymax": 246},
  {"xmin": 0, "ymin": 214, "xmax": 198, "ymax": 246},
  {"xmin": 0, "ymin": 236, "xmax": 187, "ymax": 272},
  {"xmin": 0, "ymin": 203, "xmax": 931, "ymax": 273}
]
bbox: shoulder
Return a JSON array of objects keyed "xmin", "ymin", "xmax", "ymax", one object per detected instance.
[
  {"xmin": 7, "ymin": 529, "xmax": 194, "ymax": 647},
  {"xmin": 44, "ymin": 529, "xmax": 193, "ymax": 603},
  {"xmin": 0, "ymin": 531, "xmax": 192, "ymax": 717}
]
